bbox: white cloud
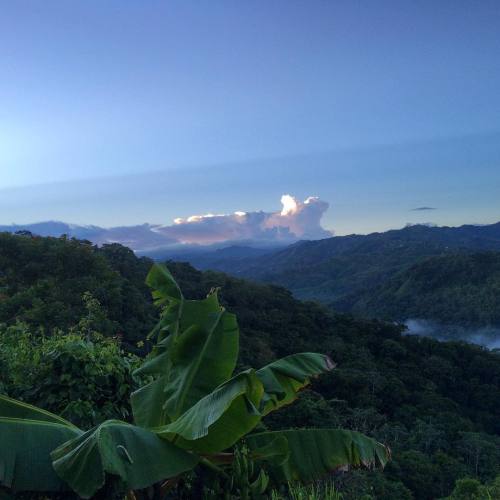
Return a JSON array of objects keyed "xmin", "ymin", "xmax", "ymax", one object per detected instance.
[
  {"xmin": 0, "ymin": 195, "xmax": 332, "ymax": 251},
  {"xmin": 155, "ymin": 194, "xmax": 332, "ymax": 245}
]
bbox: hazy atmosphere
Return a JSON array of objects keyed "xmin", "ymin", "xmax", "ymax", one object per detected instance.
[{"xmin": 2, "ymin": 1, "xmax": 500, "ymax": 235}]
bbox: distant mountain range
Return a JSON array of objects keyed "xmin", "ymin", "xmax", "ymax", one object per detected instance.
[
  {"xmin": 0, "ymin": 221, "xmax": 177, "ymax": 251},
  {"xmin": 4, "ymin": 219, "xmax": 500, "ymax": 331},
  {"xmin": 0, "ymin": 221, "xmax": 290, "ymax": 254},
  {"xmin": 174, "ymin": 221, "xmax": 500, "ymax": 331}
]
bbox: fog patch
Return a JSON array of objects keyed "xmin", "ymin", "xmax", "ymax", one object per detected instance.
[{"xmin": 405, "ymin": 318, "xmax": 500, "ymax": 350}]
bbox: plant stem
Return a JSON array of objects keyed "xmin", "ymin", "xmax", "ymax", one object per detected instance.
[{"xmin": 199, "ymin": 456, "xmax": 230, "ymax": 479}]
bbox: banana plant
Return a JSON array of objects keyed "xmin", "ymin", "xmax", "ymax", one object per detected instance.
[{"xmin": 0, "ymin": 264, "xmax": 390, "ymax": 499}]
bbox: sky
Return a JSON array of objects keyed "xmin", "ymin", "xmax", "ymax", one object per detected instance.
[{"xmin": 1, "ymin": 0, "xmax": 500, "ymax": 236}]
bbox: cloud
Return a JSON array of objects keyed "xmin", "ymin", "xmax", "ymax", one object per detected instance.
[
  {"xmin": 156, "ymin": 195, "xmax": 332, "ymax": 244},
  {"xmin": 410, "ymin": 206, "xmax": 437, "ymax": 211},
  {"xmin": 1, "ymin": 195, "xmax": 332, "ymax": 251}
]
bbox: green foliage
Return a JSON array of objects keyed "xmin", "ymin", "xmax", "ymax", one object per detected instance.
[
  {"xmin": 246, "ymin": 429, "xmax": 389, "ymax": 483},
  {"xmin": 192, "ymin": 225, "xmax": 500, "ymax": 329},
  {"xmin": 0, "ymin": 233, "xmax": 156, "ymax": 345},
  {"xmin": 332, "ymin": 470, "xmax": 413, "ymax": 500},
  {"xmin": 445, "ymin": 478, "xmax": 487, "ymax": 500},
  {"xmin": 0, "ymin": 395, "xmax": 82, "ymax": 493},
  {"xmin": 349, "ymin": 252, "xmax": 500, "ymax": 326},
  {"xmin": 0, "ymin": 262, "xmax": 388, "ymax": 499},
  {"xmin": 51, "ymin": 420, "xmax": 198, "ymax": 498},
  {"xmin": 132, "ymin": 270, "xmax": 240, "ymax": 426},
  {"xmin": 271, "ymin": 481, "xmax": 344, "ymax": 500},
  {"xmin": 167, "ymin": 262, "xmax": 500, "ymax": 499},
  {"xmin": 443, "ymin": 475, "xmax": 500, "ymax": 499},
  {"xmin": 0, "ymin": 322, "xmax": 141, "ymax": 428},
  {"xmin": 192, "ymin": 223, "xmax": 500, "ymax": 302},
  {"xmin": 2, "ymin": 235, "xmax": 500, "ymax": 499}
]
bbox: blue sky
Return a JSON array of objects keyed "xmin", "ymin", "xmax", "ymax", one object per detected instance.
[{"xmin": 1, "ymin": 1, "xmax": 500, "ymax": 235}]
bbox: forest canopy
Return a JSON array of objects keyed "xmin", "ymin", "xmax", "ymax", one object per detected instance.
[{"xmin": 0, "ymin": 233, "xmax": 499, "ymax": 499}]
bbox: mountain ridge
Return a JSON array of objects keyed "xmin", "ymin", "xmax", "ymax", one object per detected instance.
[{"xmin": 177, "ymin": 221, "xmax": 500, "ymax": 332}]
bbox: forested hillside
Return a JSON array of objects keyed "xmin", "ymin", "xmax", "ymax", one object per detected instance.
[
  {"xmin": 337, "ymin": 252, "xmax": 500, "ymax": 327},
  {"xmin": 0, "ymin": 232, "xmax": 156, "ymax": 345},
  {"xmin": 187, "ymin": 223, "xmax": 500, "ymax": 332},
  {"xmin": 168, "ymin": 262, "xmax": 500, "ymax": 498},
  {"xmin": 159, "ymin": 222, "xmax": 500, "ymax": 278},
  {"xmin": 191, "ymin": 223, "xmax": 500, "ymax": 303},
  {"xmin": 1, "ymin": 233, "xmax": 500, "ymax": 498}
]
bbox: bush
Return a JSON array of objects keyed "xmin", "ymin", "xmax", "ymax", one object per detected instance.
[{"xmin": 0, "ymin": 321, "xmax": 142, "ymax": 427}]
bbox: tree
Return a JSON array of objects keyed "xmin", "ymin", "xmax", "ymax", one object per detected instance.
[
  {"xmin": 444, "ymin": 477, "xmax": 488, "ymax": 500},
  {"xmin": 458, "ymin": 432, "xmax": 500, "ymax": 479}
]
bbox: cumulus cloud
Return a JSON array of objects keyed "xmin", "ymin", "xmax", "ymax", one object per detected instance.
[
  {"xmin": 155, "ymin": 195, "xmax": 332, "ymax": 245},
  {"xmin": 1, "ymin": 195, "xmax": 332, "ymax": 251}
]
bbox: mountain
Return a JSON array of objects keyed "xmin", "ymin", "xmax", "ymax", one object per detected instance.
[
  {"xmin": 0, "ymin": 221, "xmax": 305, "ymax": 256},
  {"xmin": 195, "ymin": 222, "xmax": 500, "ymax": 324},
  {"xmin": 0, "ymin": 221, "xmax": 177, "ymax": 251},
  {"xmin": 141, "ymin": 243, "xmax": 284, "ymax": 270},
  {"xmin": 5, "ymin": 219, "xmax": 500, "ymax": 333},
  {"xmin": 1, "ymin": 232, "xmax": 500, "ymax": 499}
]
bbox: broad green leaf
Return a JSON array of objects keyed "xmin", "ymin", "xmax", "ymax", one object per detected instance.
[
  {"xmin": 154, "ymin": 370, "xmax": 264, "ymax": 453},
  {"xmin": 51, "ymin": 419, "xmax": 199, "ymax": 499},
  {"xmin": 146, "ymin": 263, "xmax": 183, "ymax": 306},
  {"xmin": 132, "ymin": 336, "xmax": 172, "ymax": 428},
  {"xmin": 131, "ymin": 376, "xmax": 170, "ymax": 428},
  {"xmin": 145, "ymin": 264, "xmax": 183, "ymax": 347},
  {"xmin": 247, "ymin": 433, "xmax": 289, "ymax": 466},
  {"xmin": 256, "ymin": 353, "xmax": 335, "ymax": 415},
  {"xmin": 164, "ymin": 298, "xmax": 239, "ymax": 420},
  {"xmin": 134, "ymin": 266, "xmax": 239, "ymax": 427},
  {"xmin": 0, "ymin": 393, "xmax": 78, "ymax": 427},
  {"xmin": 133, "ymin": 300, "xmax": 239, "ymax": 426},
  {"xmin": 0, "ymin": 395, "xmax": 82, "ymax": 492},
  {"xmin": 246, "ymin": 429, "xmax": 390, "ymax": 483},
  {"xmin": 134, "ymin": 334, "xmax": 172, "ymax": 376}
]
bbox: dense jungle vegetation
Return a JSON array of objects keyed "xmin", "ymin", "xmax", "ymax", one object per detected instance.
[
  {"xmin": 340, "ymin": 252, "xmax": 500, "ymax": 326},
  {"xmin": 1, "ymin": 232, "xmax": 500, "ymax": 499},
  {"xmin": 1, "ymin": 261, "xmax": 389, "ymax": 499}
]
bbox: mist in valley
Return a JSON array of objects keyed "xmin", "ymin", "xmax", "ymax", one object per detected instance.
[{"xmin": 405, "ymin": 319, "xmax": 500, "ymax": 350}]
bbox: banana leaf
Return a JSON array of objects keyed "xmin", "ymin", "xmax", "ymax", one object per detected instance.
[
  {"xmin": 51, "ymin": 419, "xmax": 199, "ymax": 499},
  {"xmin": 154, "ymin": 370, "xmax": 264, "ymax": 453},
  {"xmin": 146, "ymin": 263, "xmax": 183, "ymax": 307},
  {"xmin": 256, "ymin": 353, "xmax": 335, "ymax": 415},
  {"xmin": 0, "ymin": 395, "xmax": 82, "ymax": 492},
  {"xmin": 131, "ymin": 376, "xmax": 170, "ymax": 428},
  {"xmin": 133, "ymin": 264, "xmax": 239, "ymax": 426},
  {"xmin": 162, "ymin": 295, "xmax": 239, "ymax": 420},
  {"xmin": 246, "ymin": 429, "xmax": 390, "ymax": 483}
]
